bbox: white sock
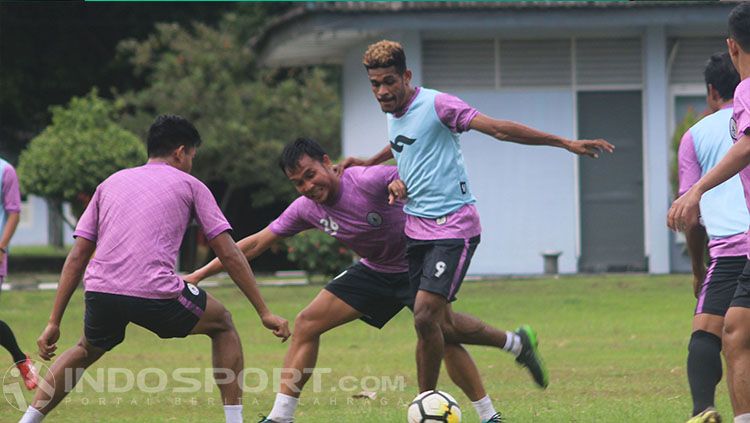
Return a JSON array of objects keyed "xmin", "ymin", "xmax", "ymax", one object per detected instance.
[
  {"xmin": 502, "ymin": 331, "xmax": 522, "ymax": 357},
  {"xmin": 223, "ymin": 404, "xmax": 242, "ymax": 423},
  {"xmin": 471, "ymin": 395, "xmax": 497, "ymax": 421},
  {"xmin": 18, "ymin": 406, "xmax": 44, "ymax": 423},
  {"xmin": 736, "ymin": 414, "xmax": 750, "ymax": 423},
  {"xmin": 268, "ymin": 393, "xmax": 298, "ymax": 423}
]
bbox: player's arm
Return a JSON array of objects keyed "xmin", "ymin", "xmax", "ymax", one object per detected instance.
[
  {"xmin": 669, "ymin": 134, "xmax": 750, "ymax": 231},
  {"xmin": 38, "ymin": 236, "xmax": 96, "ymax": 360},
  {"xmin": 0, "ymin": 212, "xmax": 19, "ymax": 265},
  {"xmin": 208, "ymin": 231, "xmax": 290, "ymax": 341},
  {"xmin": 185, "ymin": 227, "xmax": 283, "ymax": 284},
  {"xmin": 468, "ymin": 113, "xmax": 615, "ymax": 158},
  {"xmin": 684, "ymin": 223, "xmax": 708, "ymax": 299},
  {"xmin": 335, "ymin": 145, "xmax": 393, "ymax": 174}
]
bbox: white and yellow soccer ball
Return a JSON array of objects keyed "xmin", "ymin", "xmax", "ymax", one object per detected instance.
[{"xmin": 407, "ymin": 390, "xmax": 462, "ymax": 423}]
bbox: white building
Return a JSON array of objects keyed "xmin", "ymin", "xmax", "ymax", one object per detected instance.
[{"xmin": 255, "ymin": 1, "xmax": 735, "ymax": 275}]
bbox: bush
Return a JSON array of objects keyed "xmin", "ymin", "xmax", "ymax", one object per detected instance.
[
  {"xmin": 285, "ymin": 230, "xmax": 355, "ymax": 279},
  {"xmin": 17, "ymin": 90, "xmax": 146, "ymax": 218}
]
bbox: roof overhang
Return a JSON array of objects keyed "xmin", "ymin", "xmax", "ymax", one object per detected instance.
[{"xmin": 251, "ymin": 1, "xmax": 739, "ymax": 68}]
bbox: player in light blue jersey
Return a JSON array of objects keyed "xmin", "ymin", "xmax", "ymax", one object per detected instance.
[
  {"xmin": 679, "ymin": 52, "xmax": 744, "ymax": 423},
  {"xmin": 339, "ymin": 40, "xmax": 614, "ymax": 401}
]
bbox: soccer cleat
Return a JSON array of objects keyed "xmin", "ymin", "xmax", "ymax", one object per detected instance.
[
  {"xmin": 16, "ymin": 355, "xmax": 38, "ymax": 390},
  {"xmin": 256, "ymin": 416, "xmax": 283, "ymax": 423},
  {"xmin": 482, "ymin": 411, "xmax": 505, "ymax": 422},
  {"xmin": 686, "ymin": 407, "xmax": 721, "ymax": 423},
  {"xmin": 515, "ymin": 325, "xmax": 549, "ymax": 389}
]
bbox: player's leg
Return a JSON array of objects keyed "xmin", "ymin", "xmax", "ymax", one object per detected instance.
[
  {"xmin": 723, "ymin": 260, "xmax": 750, "ymax": 420},
  {"xmin": 442, "ymin": 343, "xmax": 502, "ymax": 422},
  {"xmin": 189, "ymin": 293, "xmax": 244, "ymax": 407},
  {"xmin": 264, "ymin": 290, "xmax": 361, "ymax": 423},
  {"xmin": 687, "ymin": 256, "xmax": 743, "ymax": 420},
  {"xmin": 24, "ymin": 337, "xmax": 107, "ymax": 418},
  {"xmin": 0, "ymin": 319, "xmax": 37, "ymax": 390},
  {"xmin": 414, "ymin": 290, "xmax": 449, "ymax": 391},
  {"xmin": 21, "ymin": 290, "xmax": 122, "ymax": 422}
]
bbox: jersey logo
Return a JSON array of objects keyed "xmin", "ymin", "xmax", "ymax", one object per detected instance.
[
  {"xmin": 389, "ymin": 135, "xmax": 417, "ymax": 153},
  {"xmin": 366, "ymin": 212, "xmax": 383, "ymax": 227},
  {"xmin": 731, "ymin": 117, "xmax": 738, "ymax": 141},
  {"xmin": 187, "ymin": 283, "xmax": 200, "ymax": 296}
]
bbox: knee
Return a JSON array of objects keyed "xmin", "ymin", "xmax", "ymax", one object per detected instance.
[
  {"xmin": 413, "ymin": 309, "xmax": 439, "ymax": 335},
  {"xmin": 293, "ymin": 310, "xmax": 323, "ymax": 340},
  {"xmin": 723, "ymin": 317, "xmax": 749, "ymax": 356}
]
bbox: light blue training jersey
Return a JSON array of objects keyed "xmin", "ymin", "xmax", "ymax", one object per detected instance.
[{"xmin": 386, "ymin": 88, "xmax": 476, "ymax": 218}]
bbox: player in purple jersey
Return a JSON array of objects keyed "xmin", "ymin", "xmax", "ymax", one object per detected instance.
[
  {"xmin": 678, "ymin": 52, "xmax": 743, "ymax": 423},
  {"xmin": 669, "ymin": 4, "xmax": 750, "ymax": 422},
  {"xmin": 185, "ymin": 138, "xmax": 545, "ymax": 423},
  {"xmin": 0, "ymin": 158, "xmax": 38, "ymax": 391},
  {"xmin": 18, "ymin": 116, "xmax": 290, "ymax": 423},
  {"xmin": 339, "ymin": 40, "xmax": 614, "ymax": 398}
]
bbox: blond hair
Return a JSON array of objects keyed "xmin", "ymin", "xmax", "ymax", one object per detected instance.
[{"xmin": 362, "ymin": 40, "xmax": 407, "ymax": 74}]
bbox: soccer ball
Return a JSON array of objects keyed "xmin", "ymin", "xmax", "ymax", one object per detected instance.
[{"xmin": 407, "ymin": 390, "xmax": 462, "ymax": 423}]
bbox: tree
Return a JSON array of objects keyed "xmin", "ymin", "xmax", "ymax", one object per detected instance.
[
  {"xmin": 17, "ymin": 90, "xmax": 146, "ymax": 227},
  {"xmin": 114, "ymin": 17, "xmax": 341, "ymax": 211}
]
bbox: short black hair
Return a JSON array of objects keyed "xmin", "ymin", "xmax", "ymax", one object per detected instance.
[
  {"xmin": 729, "ymin": 2, "xmax": 750, "ymax": 53},
  {"xmin": 278, "ymin": 138, "xmax": 327, "ymax": 174},
  {"xmin": 704, "ymin": 52, "xmax": 740, "ymax": 100},
  {"xmin": 147, "ymin": 114, "xmax": 202, "ymax": 158}
]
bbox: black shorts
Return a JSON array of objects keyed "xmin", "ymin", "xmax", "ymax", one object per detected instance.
[
  {"xmin": 324, "ymin": 263, "xmax": 413, "ymax": 329},
  {"xmin": 406, "ymin": 235, "xmax": 480, "ymax": 302},
  {"xmin": 731, "ymin": 259, "xmax": 750, "ymax": 309},
  {"xmin": 84, "ymin": 281, "xmax": 207, "ymax": 351},
  {"xmin": 695, "ymin": 256, "xmax": 746, "ymax": 316}
]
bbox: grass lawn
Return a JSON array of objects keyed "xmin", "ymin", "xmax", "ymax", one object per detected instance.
[{"xmin": 0, "ymin": 274, "xmax": 728, "ymax": 422}]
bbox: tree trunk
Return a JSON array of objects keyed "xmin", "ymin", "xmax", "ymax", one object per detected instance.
[{"xmin": 47, "ymin": 199, "xmax": 64, "ymax": 248}]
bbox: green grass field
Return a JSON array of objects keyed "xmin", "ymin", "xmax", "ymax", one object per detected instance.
[{"xmin": 0, "ymin": 274, "xmax": 731, "ymax": 422}]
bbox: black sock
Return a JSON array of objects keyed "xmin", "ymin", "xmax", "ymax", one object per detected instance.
[
  {"xmin": 0, "ymin": 320, "xmax": 26, "ymax": 363},
  {"xmin": 687, "ymin": 330, "xmax": 723, "ymax": 416}
]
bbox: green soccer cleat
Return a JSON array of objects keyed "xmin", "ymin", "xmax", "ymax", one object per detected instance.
[
  {"xmin": 256, "ymin": 416, "xmax": 283, "ymax": 423},
  {"xmin": 482, "ymin": 411, "xmax": 505, "ymax": 422},
  {"xmin": 515, "ymin": 325, "xmax": 549, "ymax": 389},
  {"xmin": 686, "ymin": 407, "xmax": 721, "ymax": 423}
]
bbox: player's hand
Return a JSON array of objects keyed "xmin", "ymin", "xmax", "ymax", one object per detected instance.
[
  {"xmin": 182, "ymin": 272, "xmax": 201, "ymax": 285},
  {"xmin": 566, "ymin": 139, "xmax": 615, "ymax": 158},
  {"xmin": 388, "ymin": 179, "xmax": 408, "ymax": 205},
  {"xmin": 37, "ymin": 323, "xmax": 60, "ymax": 361},
  {"xmin": 668, "ymin": 188, "xmax": 701, "ymax": 232},
  {"xmin": 260, "ymin": 313, "xmax": 291, "ymax": 342},
  {"xmin": 333, "ymin": 157, "xmax": 366, "ymax": 176}
]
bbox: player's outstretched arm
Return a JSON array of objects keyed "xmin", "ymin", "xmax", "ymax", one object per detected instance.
[
  {"xmin": 38, "ymin": 237, "xmax": 96, "ymax": 360},
  {"xmin": 468, "ymin": 113, "xmax": 615, "ymax": 158},
  {"xmin": 184, "ymin": 227, "xmax": 281, "ymax": 284},
  {"xmin": 207, "ymin": 232, "xmax": 290, "ymax": 341},
  {"xmin": 334, "ymin": 144, "xmax": 394, "ymax": 175},
  {"xmin": 668, "ymin": 135, "xmax": 750, "ymax": 232}
]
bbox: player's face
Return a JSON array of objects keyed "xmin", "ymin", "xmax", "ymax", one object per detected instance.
[
  {"xmin": 285, "ymin": 154, "xmax": 337, "ymax": 204},
  {"xmin": 367, "ymin": 66, "xmax": 413, "ymax": 113}
]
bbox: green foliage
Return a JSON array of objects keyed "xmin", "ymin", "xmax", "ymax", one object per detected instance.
[
  {"xmin": 670, "ymin": 107, "xmax": 702, "ymax": 197},
  {"xmin": 115, "ymin": 20, "xmax": 341, "ymax": 209},
  {"xmin": 17, "ymin": 90, "xmax": 146, "ymax": 217},
  {"xmin": 285, "ymin": 230, "xmax": 355, "ymax": 278}
]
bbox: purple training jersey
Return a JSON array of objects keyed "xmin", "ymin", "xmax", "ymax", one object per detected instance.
[
  {"xmin": 1, "ymin": 164, "xmax": 21, "ymax": 278},
  {"xmin": 74, "ymin": 162, "xmax": 232, "ymax": 299},
  {"xmin": 269, "ymin": 166, "xmax": 408, "ymax": 273},
  {"xmin": 733, "ymin": 78, "xmax": 750, "ymax": 256}
]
